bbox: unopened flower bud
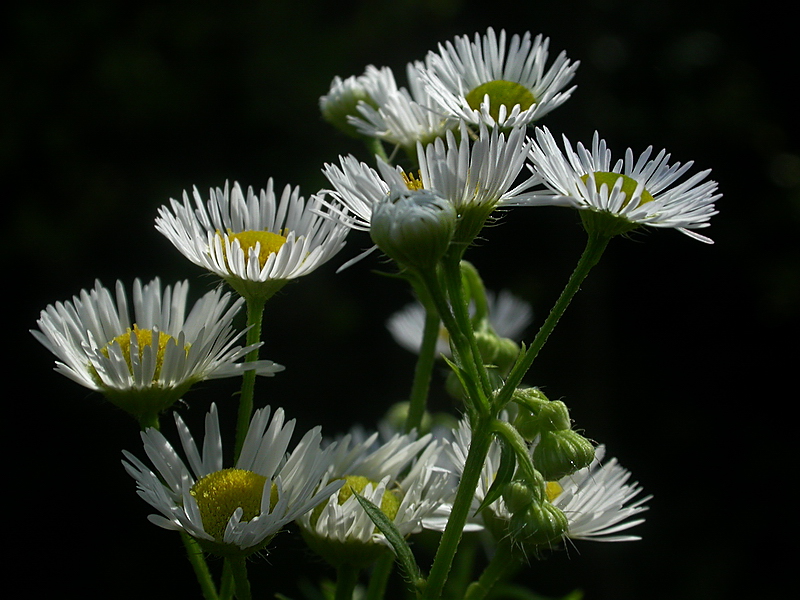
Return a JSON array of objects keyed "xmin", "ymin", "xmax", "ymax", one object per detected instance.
[
  {"xmin": 474, "ymin": 331, "xmax": 521, "ymax": 374},
  {"xmin": 533, "ymin": 429, "xmax": 595, "ymax": 481},
  {"xmin": 370, "ymin": 189, "xmax": 456, "ymax": 270},
  {"xmin": 508, "ymin": 500, "xmax": 569, "ymax": 547},
  {"xmin": 502, "ymin": 475, "xmax": 545, "ymax": 514}
]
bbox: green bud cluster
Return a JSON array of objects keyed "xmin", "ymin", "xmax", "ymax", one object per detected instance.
[
  {"xmin": 512, "ymin": 387, "xmax": 595, "ymax": 481},
  {"xmin": 494, "ymin": 477, "xmax": 568, "ymax": 549},
  {"xmin": 474, "ymin": 329, "xmax": 521, "ymax": 374}
]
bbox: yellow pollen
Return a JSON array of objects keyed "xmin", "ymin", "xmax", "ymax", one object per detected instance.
[
  {"xmin": 101, "ymin": 324, "xmax": 188, "ymax": 380},
  {"xmin": 545, "ymin": 481, "xmax": 563, "ymax": 503},
  {"xmin": 337, "ymin": 475, "xmax": 402, "ymax": 522},
  {"xmin": 464, "ymin": 80, "xmax": 536, "ymax": 122},
  {"xmin": 190, "ymin": 468, "xmax": 277, "ymax": 542},
  {"xmin": 218, "ymin": 229, "xmax": 288, "ymax": 268},
  {"xmin": 401, "ymin": 170, "xmax": 425, "ymax": 191},
  {"xmin": 581, "ymin": 172, "xmax": 655, "ymax": 209}
]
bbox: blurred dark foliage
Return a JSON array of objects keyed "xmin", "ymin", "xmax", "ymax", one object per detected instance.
[{"xmin": 4, "ymin": 1, "xmax": 797, "ymax": 598}]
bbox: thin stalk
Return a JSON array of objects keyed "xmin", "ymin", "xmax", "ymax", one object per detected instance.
[
  {"xmin": 405, "ymin": 300, "xmax": 440, "ymax": 433},
  {"xmin": 422, "ymin": 414, "xmax": 493, "ymax": 600},
  {"xmin": 234, "ymin": 296, "xmax": 266, "ymax": 461},
  {"xmin": 365, "ymin": 553, "xmax": 395, "ymax": 600},
  {"xmin": 180, "ymin": 532, "xmax": 220, "ymax": 600},
  {"xmin": 335, "ymin": 564, "xmax": 361, "ymax": 600},
  {"xmin": 418, "ymin": 267, "xmax": 489, "ymax": 415},
  {"xmin": 494, "ymin": 232, "xmax": 611, "ymax": 410},
  {"xmin": 463, "ymin": 543, "xmax": 519, "ymax": 600},
  {"xmin": 441, "ymin": 257, "xmax": 491, "ymax": 396},
  {"xmin": 227, "ymin": 555, "xmax": 252, "ymax": 600}
]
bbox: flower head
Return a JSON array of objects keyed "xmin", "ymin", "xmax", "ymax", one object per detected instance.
[
  {"xmin": 421, "ymin": 28, "xmax": 579, "ymax": 129},
  {"xmin": 349, "ymin": 62, "xmax": 459, "ymax": 156},
  {"xmin": 322, "ymin": 122, "xmax": 539, "ymax": 266},
  {"xmin": 122, "ymin": 403, "xmax": 342, "ymax": 557},
  {"xmin": 527, "ymin": 127, "xmax": 721, "ymax": 242},
  {"xmin": 155, "ymin": 180, "xmax": 350, "ymax": 303},
  {"xmin": 443, "ymin": 415, "xmax": 649, "ymax": 546},
  {"xmin": 31, "ymin": 278, "xmax": 282, "ymax": 425},
  {"xmin": 320, "ymin": 65, "xmax": 399, "ymax": 139},
  {"xmin": 297, "ymin": 428, "xmax": 452, "ymax": 567}
]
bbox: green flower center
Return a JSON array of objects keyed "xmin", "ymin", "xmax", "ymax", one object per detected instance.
[
  {"xmin": 465, "ymin": 80, "xmax": 536, "ymax": 122},
  {"xmin": 581, "ymin": 172, "xmax": 655, "ymax": 209},
  {"xmin": 190, "ymin": 468, "xmax": 278, "ymax": 542},
  {"xmin": 218, "ymin": 230, "xmax": 288, "ymax": 268},
  {"xmin": 100, "ymin": 324, "xmax": 189, "ymax": 381}
]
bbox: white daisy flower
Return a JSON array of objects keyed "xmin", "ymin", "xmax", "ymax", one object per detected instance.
[
  {"xmin": 122, "ymin": 403, "xmax": 342, "ymax": 556},
  {"xmin": 155, "ymin": 180, "xmax": 350, "ymax": 303},
  {"xmin": 297, "ymin": 428, "xmax": 454, "ymax": 567},
  {"xmin": 350, "ymin": 62, "xmax": 459, "ymax": 154},
  {"xmin": 527, "ymin": 127, "xmax": 721, "ymax": 242},
  {"xmin": 387, "ymin": 289, "xmax": 533, "ymax": 357},
  {"xmin": 320, "ymin": 65, "xmax": 399, "ymax": 139},
  {"xmin": 31, "ymin": 278, "xmax": 282, "ymax": 424},
  {"xmin": 443, "ymin": 416, "xmax": 649, "ymax": 544},
  {"xmin": 321, "ymin": 122, "xmax": 540, "ymax": 264},
  {"xmin": 421, "ymin": 28, "xmax": 579, "ymax": 129}
]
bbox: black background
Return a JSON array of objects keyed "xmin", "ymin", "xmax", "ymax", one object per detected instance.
[{"xmin": 5, "ymin": 0, "xmax": 797, "ymax": 598}]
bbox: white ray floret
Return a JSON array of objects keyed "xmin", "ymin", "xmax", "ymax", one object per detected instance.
[
  {"xmin": 421, "ymin": 28, "xmax": 579, "ymax": 129},
  {"xmin": 31, "ymin": 278, "xmax": 281, "ymax": 405},
  {"xmin": 122, "ymin": 403, "xmax": 342, "ymax": 553},
  {"xmin": 155, "ymin": 180, "xmax": 350, "ymax": 291},
  {"xmin": 298, "ymin": 428, "xmax": 454, "ymax": 548},
  {"xmin": 322, "ymin": 122, "xmax": 540, "ymax": 232},
  {"xmin": 527, "ymin": 127, "xmax": 721, "ymax": 242},
  {"xmin": 443, "ymin": 416, "xmax": 650, "ymax": 542},
  {"xmin": 350, "ymin": 62, "xmax": 459, "ymax": 152}
]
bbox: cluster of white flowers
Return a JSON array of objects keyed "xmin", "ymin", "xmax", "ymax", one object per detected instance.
[{"xmin": 31, "ymin": 24, "xmax": 720, "ymax": 599}]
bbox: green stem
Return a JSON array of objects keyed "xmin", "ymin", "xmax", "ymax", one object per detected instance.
[
  {"xmin": 422, "ymin": 414, "xmax": 493, "ymax": 600},
  {"xmin": 234, "ymin": 296, "xmax": 266, "ymax": 461},
  {"xmin": 405, "ymin": 298, "xmax": 440, "ymax": 433},
  {"xmin": 463, "ymin": 543, "xmax": 520, "ymax": 600},
  {"xmin": 227, "ymin": 555, "xmax": 252, "ymax": 600},
  {"xmin": 365, "ymin": 136, "xmax": 390, "ymax": 164},
  {"xmin": 180, "ymin": 532, "xmax": 220, "ymax": 600},
  {"xmin": 494, "ymin": 232, "xmax": 611, "ymax": 410},
  {"xmin": 418, "ymin": 267, "xmax": 489, "ymax": 416},
  {"xmin": 366, "ymin": 553, "xmax": 395, "ymax": 600},
  {"xmin": 442, "ymin": 257, "xmax": 491, "ymax": 396},
  {"xmin": 220, "ymin": 560, "xmax": 235, "ymax": 600},
  {"xmin": 335, "ymin": 564, "xmax": 361, "ymax": 600}
]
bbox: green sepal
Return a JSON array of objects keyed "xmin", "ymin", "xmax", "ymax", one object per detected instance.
[
  {"xmin": 474, "ymin": 433, "xmax": 516, "ymax": 516},
  {"xmin": 490, "ymin": 418, "xmax": 541, "ymax": 494},
  {"xmin": 352, "ymin": 491, "xmax": 424, "ymax": 589}
]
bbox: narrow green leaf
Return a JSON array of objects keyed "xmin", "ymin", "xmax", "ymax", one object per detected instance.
[
  {"xmin": 352, "ymin": 491, "xmax": 423, "ymax": 586},
  {"xmin": 474, "ymin": 434, "xmax": 515, "ymax": 515}
]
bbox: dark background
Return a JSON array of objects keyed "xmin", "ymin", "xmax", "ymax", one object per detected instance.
[{"xmin": 5, "ymin": 1, "xmax": 797, "ymax": 598}]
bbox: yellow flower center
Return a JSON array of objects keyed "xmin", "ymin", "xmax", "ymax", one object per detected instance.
[
  {"xmin": 101, "ymin": 324, "xmax": 188, "ymax": 381},
  {"xmin": 310, "ymin": 475, "xmax": 402, "ymax": 531},
  {"xmin": 465, "ymin": 80, "xmax": 537, "ymax": 122},
  {"xmin": 581, "ymin": 172, "xmax": 655, "ymax": 209},
  {"xmin": 338, "ymin": 475, "xmax": 402, "ymax": 521},
  {"xmin": 401, "ymin": 170, "xmax": 425, "ymax": 191},
  {"xmin": 218, "ymin": 229, "xmax": 288, "ymax": 268},
  {"xmin": 545, "ymin": 481, "xmax": 563, "ymax": 503},
  {"xmin": 190, "ymin": 468, "xmax": 278, "ymax": 542}
]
